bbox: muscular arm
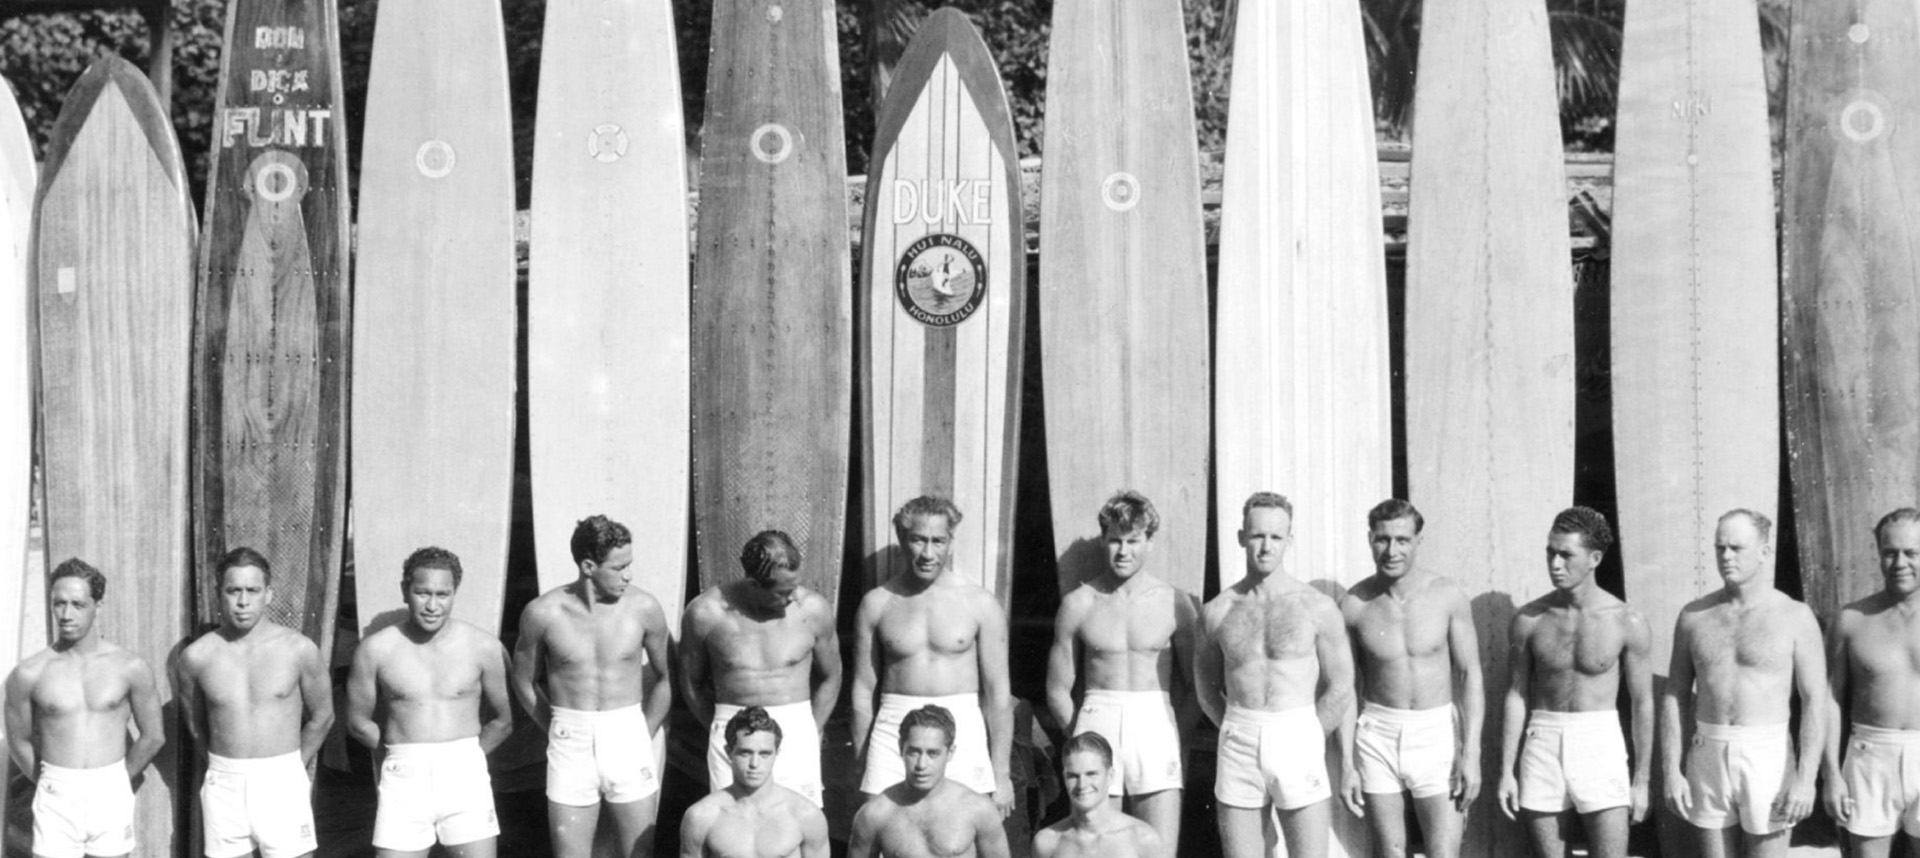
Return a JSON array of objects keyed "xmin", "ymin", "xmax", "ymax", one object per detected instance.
[
  {"xmin": 975, "ymin": 795, "xmax": 1013, "ymax": 858},
  {"xmin": 5, "ymin": 666, "xmax": 35, "ymax": 777},
  {"xmin": 851, "ymin": 595, "xmax": 882, "ymax": 767},
  {"xmin": 345, "ymin": 638, "xmax": 381, "ymax": 750},
  {"xmin": 510, "ymin": 603, "xmax": 552, "ymax": 732},
  {"xmin": 1195, "ymin": 608, "xmax": 1226, "ymax": 727},
  {"xmin": 1622, "ymin": 610, "xmax": 1654, "ymax": 820},
  {"xmin": 677, "ymin": 801, "xmax": 715, "ymax": 858},
  {"xmin": 170, "ymin": 649, "xmax": 204, "ymax": 756},
  {"xmin": 1784, "ymin": 604, "xmax": 1827, "ymax": 821},
  {"xmin": 847, "ymin": 803, "xmax": 879, "ymax": 858},
  {"xmin": 1315, "ymin": 598, "xmax": 1359, "ymax": 807},
  {"xmin": 297, "ymin": 640, "xmax": 335, "ymax": 766},
  {"xmin": 1043, "ymin": 598, "xmax": 1081, "ymax": 736},
  {"xmin": 1446, "ymin": 587, "xmax": 1485, "ymax": 804},
  {"xmin": 1660, "ymin": 614, "xmax": 1695, "ymax": 789},
  {"xmin": 642, "ymin": 597, "xmax": 674, "ymax": 736},
  {"xmin": 801, "ymin": 802, "xmax": 831, "ymax": 858},
  {"xmin": 977, "ymin": 592, "xmax": 1016, "ymax": 814},
  {"xmin": 1498, "ymin": 612, "xmax": 1535, "ymax": 818},
  {"xmin": 679, "ymin": 607, "xmax": 716, "ymax": 727},
  {"xmin": 1823, "ymin": 611, "xmax": 1853, "ymax": 820},
  {"xmin": 476, "ymin": 638, "xmax": 515, "ymax": 755},
  {"xmin": 1171, "ymin": 589, "xmax": 1203, "ymax": 735},
  {"xmin": 808, "ymin": 597, "xmax": 843, "ymax": 734},
  {"xmin": 124, "ymin": 658, "xmax": 166, "ymax": 779}
]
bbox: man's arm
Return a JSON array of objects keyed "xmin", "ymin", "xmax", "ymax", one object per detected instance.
[
  {"xmin": 1314, "ymin": 597, "xmax": 1360, "ymax": 817},
  {"xmin": 1779, "ymin": 602, "xmax": 1827, "ymax": 825},
  {"xmin": 345, "ymin": 637, "xmax": 381, "ymax": 750},
  {"xmin": 1497, "ymin": 612, "xmax": 1534, "ymax": 819},
  {"xmin": 1823, "ymin": 609, "xmax": 1853, "ymax": 824},
  {"xmin": 974, "ymin": 794, "xmax": 1013, "ymax": 858},
  {"xmin": 5, "ymin": 666, "xmax": 35, "ymax": 778},
  {"xmin": 1043, "ymin": 596, "xmax": 1081, "ymax": 736},
  {"xmin": 1171, "ymin": 588, "xmax": 1204, "ymax": 735},
  {"xmin": 800, "ymin": 802, "xmax": 831, "ymax": 858},
  {"xmin": 807, "ymin": 595, "xmax": 843, "ymax": 734},
  {"xmin": 123, "ymin": 657, "xmax": 166, "ymax": 779},
  {"xmin": 169, "ymin": 647, "xmax": 204, "ymax": 757},
  {"xmin": 476, "ymin": 637, "xmax": 515, "ymax": 755},
  {"xmin": 296, "ymin": 638, "xmax": 335, "ymax": 766},
  {"xmin": 676, "ymin": 800, "xmax": 715, "ymax": 858},
  {"xmin": 847, "ymin": 802, "xmax": 879, "ymax": 858},
  {"xmin": 1659, "ymin": 611, "xmax": 1696, "ymax": 817},
  {"xmin": 641, "ymin": 596, "xmax": 674, "ymax": 736},
  {"xmin": 1622, "ymin": 609, "xmax": 1654, "ymax": 823},
  {"xmin": 678, "ymin": 604, "xmax": 716, "ymax": 727},
  {"xmin": 851, "ymin": 594, "xmax": 883, "ymax": 769},
  {"xmin": 977, "ymin": 591, "xmax": 1016, "ymax": 817},
  {"xmin": 1194, "ymin": 605, "xmax": 1226, "ymax": 726},
  {"xmin": 510, "ymin": 602, "xmax": 552, "ymax": 732},
  {"xmin": 1445, "ymin": 584, "xmax": 1485, "ymax": 809}
]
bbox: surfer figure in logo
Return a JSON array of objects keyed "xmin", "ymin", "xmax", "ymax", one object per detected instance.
[
  {"xmin": 1662, "ymin": 509, "xmax": 1824, "ymax": 858},
  {"xmin": 1497, "ymin": 507, "xmax": 1652, "ymax": 858},
  {"xmin": 679, "ymin": 706, "xmax": 831, "ymax": 858},
  {"xmin": 681, "ymin": 530, "xmax": 842, "ymax": 807},
  {"xmin": 849, "ymin": 704, "xmax": 1012, "ymax": 858},
  {"xmin": 512, "ymin": 516, "xmax": 674, "ymax": 858},
  {"xmin": 175, "ymin": 547, "xmax": 334, "ymax": 858},
  {"xmin": 5, "ymin": 558, "xmax": 166, "ymax": 858},
  {"xmin": 1044, "ymin": 491, "xmax": 1199, "ymax": 851},
  {"xmin": 932, "ymin": 254, "xmax": 957, "ymax": 301},
  {"xmin": 347, "ymin": 546, "xmax": 514, "ymax": 858},
  {"xmin": 1824, "ymin": 507, "xmax": 1920, "ymax": 858},
  {"xmin": 1030, "ymin": 732, "xmax": 1164, "ymax": 858},
  {"xmin": 1197, "ymin": 492, "xmax": 1357, "ymax": 858},
  {"xmin": 1340, "ymin": 500, "xmax": 1484, "ymax": 858}
]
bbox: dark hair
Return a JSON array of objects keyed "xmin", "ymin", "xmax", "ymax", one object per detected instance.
[
  {"xmin": 569, "ymin": 515, "xmax": 633, "ymax": 565},
  {"xmin": 740, "ymin": 530, "xmax": 801, "ymax": 580},
  {"xmin": 892, "ymin": 496, "xmax": 963, "ymax": 535},
  {"xmin": 1551, "ymin": 506, "xmax": 1614, "ymax": 555},
  {"xmin": 1062, "ymin": 731, "xmax": 1114, "ymax": 768},
  {"xmin": 1367, "ymin": 499, "xmax": 1424, "ymax": 534},
  {"xmin": 1242, "ymin": 491, "xmax": 1294, "ymax": 521},
  {"xmin": 898, "ymin": 704, "xmax": 956, "ymax": 749},
  {"xmin": 402, "ymin": 546, "xmax": 463, "ymax": 590},
  {"xmin": 1096, "ymin": 490, "xmax": 1160, "ymax": 538},
  {"xmin": 49, "ymin": 557, "xmax": 105, "ymax": 602},
  {"xmin": 214, "ymin": 546, "xmax": 273, "ymax": 587},
  {"xmin": 724, "ymin": 705, "xmax": 784, "ymax": 750},
  {"xmin": 1718, "ymin": 509, "xmax": 1773, "ymax": 543},
  {"xmin": 1875, "ymin": 508, "xmax": 1920, "ymax": 548}
]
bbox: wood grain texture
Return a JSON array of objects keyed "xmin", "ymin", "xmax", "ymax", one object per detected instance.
[
  {"xmin": 33, "ymin": 55, "xmax": 195, "ymax": 858},
  {"xmin": 1039, "ymin": 0, "xmax": 1209, "ymax": 598},
  {"xmin": 859, "ymin": 8, "xmax": 1024, "ymax": 603},
  {"xmin": 692, "ymin": 0, "xmax": 851, "ymax": 603},
  {"xmin": 1, "ymin": 76, "xmax": 33, "ymax": 675},
  {"xmin": 194, "ymin": 0, "xmax": 350, "ymax": 658},
  {"xmin": 1404, "ymin": 0, "xmax": 1573, "ymax": 854},
  {"xmin": 351, "ymin": 0, "xmax": 516, "ymax": 637},
  {"xmin": 1782, "ymin": 0, "xmax": 1920, "ymax": 619}
]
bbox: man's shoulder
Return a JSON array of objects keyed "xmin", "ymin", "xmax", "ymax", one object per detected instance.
[{"xmin": 447, "ymin": 619, "xmax": 504, "ymax": 650}]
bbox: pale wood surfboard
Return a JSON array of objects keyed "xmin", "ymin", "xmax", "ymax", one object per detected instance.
[
  {"xmin": 0, "ymin": 75, "xmax": 33, "ymax": 687},
  {"xmin": 692, "ymin": 0, "xmax": 851, "ymax": 605},
  {"xmin": 1611, "ymin": 1, "xmax": 1777, "ymax": 853},
  {"xmin": 1040, "ymin": 0, "xmax": 1209, "ymax": 599},
  {"xmin": 352, "ymin": 0, "xmax": 516, "ymax": 638},
  {"xmin": 1783, "ymin": 0, "xmax": 1920, "ymax": 619},
  {"xmin": 194, "ymin": 0, "xmax": 350, "ymax": 660},
  {"xmin": 33, "ymin": 55, "xmax": 195, "ymax": 858},
  {"xmin": 1405, "ymin": 0, "xmax": 1573, "ymax": 855},
  {"xmin": 859, "ymin": 8, "xmax": 1024, "ymax": 604}
]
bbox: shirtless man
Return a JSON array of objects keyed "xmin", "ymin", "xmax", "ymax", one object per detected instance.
[
  {"xmin": 512, "ymin": 515, "xmax": 674, "ymax": 858},
  {"xmin": 681, "ymin": 530, "xmax": 841, "ymax": 805},
  {"xmin": 853, "ymin": 497, "xmax": 1013, "ymax": 814},
  {"xmin": 174, "ymin": 547, "xmax": 335, "ymax": 858},
  {"xmin": 678, "ymin": 706, "xmax": 830, "ymax": 858},
  {"xmin": 849, "ymin": 705, "xmax": 1011, "ymax": 858},
  {"xmin": 347, "ymin": 546, "xmax": 514, "ymax": 858},
  {"xmin": 1340, "ymin": 499, "xmax": 1484, "ymax": 858},
  {"xmin": 1196, "ymin": 492, "xmax": 1357, "ymax": 858},
  {"xmin": 1662, "ymin": 510, "xmax": 1824, "ymax": 858},
  {"xmin": 1497, "ymin": 507, "xmax": 1652, "ymax": 858},
  {"xmin": 1824, "ymin": 507, "xmax": 1920, "ymax": 858},
  {"xmin": 5, "ymin": 558, "xmax": 165, "ymax": 858},
  {"xmin": 1044, "ymin": 491, "xmax": 1197, "ymax": 848},
  {"xmin": 1030, "ymin": 732, "xmax": 1164, "ymax": 858}
]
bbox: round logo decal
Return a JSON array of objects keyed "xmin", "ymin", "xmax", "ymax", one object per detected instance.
[{"xmin": 894, "ymin": 234, "xmax": 986, "ymax": 328}]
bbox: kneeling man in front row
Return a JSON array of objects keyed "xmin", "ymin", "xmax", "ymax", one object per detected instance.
[
  {"xmin": 1032, "ymin": 732, "xmax": 1164, "ymax": 858},
  {"xmin": 849, "ymin": 704, "xmax": 1010, "ymax": 858},
  {"xmin": 680, "ymin": 706, "xmax": 830, "ymax": 858}
]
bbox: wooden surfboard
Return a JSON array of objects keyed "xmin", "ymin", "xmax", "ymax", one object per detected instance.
[
  {"xmin": 692, "ymin": 0, "xmax": 851, "ymax": 603},
  {"xmin": 351, "ymin": 0, "xmax": 516, "ymax": 637},
  {"xmin": 33, "ymin": 55, "xmax": 195, "ymax": 858},
  {"xmin": 1405, "ymin": 0, "xmax": 1573, "ymax": 855},
  {"xmin": 1039, "ymin": 0, "xmax": 1209, "ymax": 598},
  {"xmin": 859, "ymin": 8, "xmax": 1024, "ymax": 602},
  {"xmin": 194, "ymin": 0, "xmax": 350, "ymax": 659},
  {"xmin": 1783, "ymin": 0, "xmax": 1920, "ymax": 618},
  {"xmin": 1, "ymin": 76, "xmax": 33, "ymax": 675}
]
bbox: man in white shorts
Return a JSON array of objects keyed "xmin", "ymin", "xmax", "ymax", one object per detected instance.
[
  {"xmin": 1497, "ymin": 507, "xmax": 1652, "ymax": 858},
  {"xmin": 175, "ymin": 547, "xmax": 335, "ymax": 858},
  {"xmin": 849, "ymin": 704, "xmax": 1011, "ymax": 858},
  {"xmin": 679, "ymin": 706, "xmax": 831, "ymax": 858},
  {"xmin": 1044, "ymin": 490, "xmax": 1198, "ymax": 849},
  {"xmin": 1341, "ymin": 500, "xmax": 1484, "ymax": 858},
  {"xmin": 512, "ymin": 515, "xmax": 674, "ymax": 857},
  {"xmin": 347, "ymin": 546, "xmax": 514, "ymax": 858},
  {"xmin": 1827, "ymin": 507, "xmax": 1920, "ymax": 858},
  {"xmin": 1031, "ymin": 732, "xmax": 1165, "ymax": 858},
  {"xmin": 5, "ymin": 558, "xmax": 166, "ymax": 858},
  {"xmin": 1661, "ymin": 509, "xmax": 1825, "ymax": 858},
  {"xmin": 852, "ymin": 496, "xmax": 1013, "ymax": 813},
  {"xmin": 681, "ymin": 529, "xmax": 840, "ymax": 806},
  {"xmin": 1197, "ymin": 492, "xmax": 1357, "ymax": 858}
]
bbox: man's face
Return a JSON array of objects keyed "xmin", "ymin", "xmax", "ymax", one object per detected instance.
[
  {"xmin": 1238, "ymin": 506, "xmax": 1292, "ymax": 576},
  {"xmin": 1368, "ymin": 517, "xmax": 1421, "ymax": 579},
  {"xmin": 1103, "ymin": 525, "xmax": 1153, "ymax": 580},
  {"xmin": 220, "ymin": 564, "xmax": 273, "ymax": 632},
  {"xmin": 899, "ymin": 514, "xmax": 954, "ymax": 582},
  {"xmin": 749, "ymin": 562, "xmax": 802, "ymax": 611},
  {"xmin": 1061, "ymin": 748, "xmax": 1111, "ymax": 813},
  {"xmin": 583, "ymin": 544, "xmax": 633, "ymax": 602},
  {"xmin": 1714, "ymin": 516, "xmax": 1770, "ymax": 589},
  {"xmin": 403, "ymin": 565, "xmax": 458, "ymax": 633},
  {"xmin": 727, "ymin": 729, "xmax": 780, "ymax": 789},
  {"xmin": 1545, "ymin": 531, "xmax": 1601, "ymax": 591},
  {"xmin": 49, "ymin": 577, "xmax": 96, "ymax": 644},
  {"xmin": 900, "ymin": 725, "xmax": 952, "ymax": 792},
  {"xmin": 1879, "ymin": 520, "xmax": 1920, "ymax": 597}
]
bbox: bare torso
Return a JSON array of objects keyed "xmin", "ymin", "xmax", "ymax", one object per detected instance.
[
  {"xmin": 1031, "ymin": 814, "xmax": 1160, "ymax": 858},
  {"xmin": 367, "ymin": 621, "xmax": 498, "ymax": 744},
  {"xmin": 1677, "ymin": 589, "xmax": 1805, "ymax": 725},
  {"xmin": 1067, "ymin": 576, "xmax": 1183, "ymax": 692},
  {"xmin": 1520, "ymin": 595, "xmax": 1638, "ymax": 713},
  {"xmin": 1344, "ymin": 574, "xmax": 1465, "ymax": 710},
  {"xmin": 524, "ymin": 585, "xmax": 659, "ymax": 711},
  {"xmin": 686, "ymin": 584, "xmax": 831, "ymax": 706},
  {"xmin": 870, "ymin": 584, "xmax": 992, "ymax": 698},
  {"xmin": 179, "ymin": 623, "xmax": 315, "ymax": 757},
  {"xmin": 1205, "ymin": 579, "xmax": 1328, "ymax": 711},
  {"xmin": 13, "ymin": 643, "xmax": 142, "ymax": 768},
  {"xmin": 859, "ymin": 782, "xmax": 1000, "ymax": 858},
  {"xmin": 689, "ymin": 786, "xmax": 817, "ymax": 858},
  {"xmin": 1837, "ymin": 595, "xmax": 1920, "ymax": 731}
]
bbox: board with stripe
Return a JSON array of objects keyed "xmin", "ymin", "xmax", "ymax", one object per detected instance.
[
  {"xmin": 1, "ymin": 76, "xmax": 33, "ymax": 679},
  {"xmin": 692, "ymin": 0, "xmax": 851, "ymax": 603},
  {"xmin": 351, "ymin": 0, "xmax": 516, "ymax": 637},
  {"xmin": 1040, "ymin": 0, "xmax": 1209, "ymax": 598},
  {"xmin": 859, "ymin": 8, "xmax": 1024, "ymax": 601},
  {"xmin": 33, "ymin": 55, "xmax": 196, "ymax": 858},
  {"xmin": 1782, "ymin": 0, "xmax": 1920, "ymax": 618}
]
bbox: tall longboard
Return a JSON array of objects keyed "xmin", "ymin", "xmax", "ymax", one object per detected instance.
[
  {"xmin": 33, "ymin": 55, "xmax": 195, "ymax": 858},
  {"xmin": 692, "ymin": 0, "xmax": 851, "ymax": 603},
  {"xmin": 1040, "ymin": 0, "xmax": 1209, "ymax": 598},
  {"xmin": 1783, "ymin": 0, "xmax": 1920, "ymax": 618},
  {"xmin": 1, "ymin": 76, "xmax": 33, "ymax": 682},
  {"xmin": 859, "ymin": 9, "xmax": 1024, "ymax": 602},
  {"xmin": 352, "ymin": 0, "xmax": 516, "ymax": 637},
  {"xmin": 194, "ymin": 0, "xmax": 350, "ymax": 658},
  {"xmin": 1405, "ymin": 0, "xmax": 1573, "ymax": 855}
]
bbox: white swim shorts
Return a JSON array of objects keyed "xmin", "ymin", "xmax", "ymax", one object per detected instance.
[
  {"xmin": 548, "ymin": 703, "xmax": 659, "ymax": 806},
  {"xmin": 1214, "ymin": 704, "xmax": 1331, "ymax": 811},
  {"xmin": 202, "ymin": 750, "xmax": 318, "ymax": 858},
  {"xmin": 1682, "ymin": 720, "xmax": 1791, "ymax": 834},
  {"xmin": 861, "ymin": 692, "xmax": 996, "ymax": 796},
  {"xmin": 33, "ymin": 760, "xmax": 135, "ymax": 858},
  {"xmin": 1518, "ymin": 709, "xmax": 1630, "ymax": 814},
  {"xmin": 708, "ymin": 699, "xmax": 824, "ymax": 806},
  {"xmin": 1841, "ymin": 723, "xmax": 1920, "ymax": 837},
  {"xmin": 373, "ymin": 737, "xmax": 499, "ymax": 850},
  {"xmin": 1356, "ymin": 702, "xmax": 1455, "ymax": 799},
  {"xmin": 1073, "ymin": 688, "xmax": 1184, "ymax": 796}
]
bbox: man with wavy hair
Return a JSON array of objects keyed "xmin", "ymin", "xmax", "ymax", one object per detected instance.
[
  {"xmin": 679, "ymin": 706, "xmax": 830, "ymax": 858},
  {"xmin": 850, "ymin": 704, "xmax": 1010, "ymax": 858},
  {"xmin": 1031, "ymin": 732, "xmax": 1164, "ymax": 858}
]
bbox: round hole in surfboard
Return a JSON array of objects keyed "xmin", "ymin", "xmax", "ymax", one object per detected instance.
[
  {"xmin": 767, "ymin": 4, "xmax": 783, "ymax": 22},
  {"xmin": 1836, "ymin": 94, "xmax": 1888, "ymax": 144},
  {"xmin": 1849, "ymin": 23, "xmax": 1870, "ymax": 44},
  {"xmin": 752, "ymin": 124, "xmax": 795, "ymax": 164},
  {"xmin": 247, "ymin": 151, "xmax": 308, "ymax": 203},
  {"xmin": 588, "ymin": 124, "xmax": 629, "ymax": 163},
  {"xmin": 1101, "ymin": 172, "xmax": 1142, "ymax": 212},
  {"xmin": 416, "ymin": 140, "xmax": 457, "ymax": 179}
]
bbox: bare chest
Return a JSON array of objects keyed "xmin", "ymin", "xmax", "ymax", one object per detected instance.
[
  {"xmin": 878, "ymin": 599, "xmax": 979, "ymax": 660},
  {"xmin": 710, "ymin": 804, "xmax": 803, "ymax": 858},
  {"xmin": 31, "ymin": 659, "xmax": 130, "ymax": 717},
  {"xmin": 198, "ymin": 648, "xmax": 302, "ymax": 710},
  {"xmin": 1078, "ymin": 591, "xmax": 1176, "ymax": 655},
  {"xmin": 1351, "ymin": 598, "xmax": 1450, "ymax": 662},
  {"xmin": 1050, "ymin": 828, "xmax": 1146, "ymax": 858},
  {"xmin": 710, "ymin": 614, "xmax": 815, "ymax": 671},
  {"xmin": 1848, "ymin": 614, "xmax": 1920, "ymax": 681},
  {"xmin": 382, "ymin": 646, "xmax": 483, "ymax": 703},
  {"xmin": 878, "ymin": 806, "xmax": 977, "ymax": 858},
  {"xmin": 544, "ymin": 610, "xmax": 647, "ymax": 670},
  {"xmin": 1530, "ymin": 611, "xmax": 1624, "ymax": 677},
  {"xmin": 1691, "ymin": 607, "xmax": 1792, "ymax": 674},
  {"xmin": 1220, "ymin": 597, "xmax": 1316, "ymax": 663}
]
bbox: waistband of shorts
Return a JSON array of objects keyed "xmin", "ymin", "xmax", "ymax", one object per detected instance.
[
  {"xmin": 714, "ymin": 699, "xmax": 813, "ymax": 722},
  {"xmin": 1360, "ymin": 702, "xmax": 1453, "ymax": 725},
  {"xmin": 1224, "ymin": 703, "xmax": 1317, "ymax": 726},
  {"xmin": 1083, "ymin": 688, "xmax": 1172, "ymax": 707},
  {"xmin": 39, "ymin": 760, "xmax": 126, "ymax": 782},
  {"xmin": 552, "ymin": 702, "xmax": 644, "ymax": 727},
  {"xmin": 208, "ymin": 749, "xmax": 304, "ymax": 774},
  {"xmin": 1529, "ymin": 709, "xmax": 1617, "ymax": 728},
  {"xmin": 1695, "ymin": 721, "xmax": 1788, "ymax": 742},
  {"xmin": 880, "ymin": 692, "xmax": 978, "ymax": 712},
  {"xmin": 384, "ymin": 736, "xmax": 483, "ymax": 760},
  {"xmin": 1852, "ymin": 724, "xmax": 1920, "ymax": 745}
]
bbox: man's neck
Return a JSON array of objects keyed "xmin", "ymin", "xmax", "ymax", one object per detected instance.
[
  {"xmin": 1070, "ymin": 801, "xmax": 1121, "ymax": 831},
  {"xmin": 1242, "ymin": 567, "xmax": 1291, "ymax": 591},
  {"xmin": 403, "ymin": 621, "xmax": 447, "ymax": 643},
  {"xmin": 1380, "ymin": 567, "xmax": 1425, "ymax": 600},
  {"xmin": 893, "ymin": 569, "xmax": 947, "ymax": 595},
  {"xmin": 50, "ymin": 633, "xmax": 100, "ymax": 655},
  {"xmin": 218, "ymin": 621, "xmax": 265, "ymax": 643},
  {"xmin": 1723, "ymin": 578, "xmax": 1771, "ymax": 605}
]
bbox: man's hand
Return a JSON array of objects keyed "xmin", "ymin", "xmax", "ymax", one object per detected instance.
[
  {"xmin": 1451, "ymin": 755, "xmax": 1481, "ymax": 811},
  {"xmin": 1497, "ymin": 772, "xmax": 1521, "ymax": 820},
  {"xmin": 1824, "ymin": 776, "xmax": 1853, "ymax": 825},
  {"xmin": 1342, "ymin": 763, "xmax": 1366, "ymax": 817},
  {"xmin": 1773, "ymin": 773, "xmax": 1816, "ymax": 827},
  {"xmin": 1663, "ymin": 768, "xmax": 1691, "ymax": 818},
  {"xmin": 995, "ymin": 776, "xmax": 1015, "ymax": 819},
  {"xmin": 1630, "ymin": 780, "xmax": 1650, "ymax": 824}
]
